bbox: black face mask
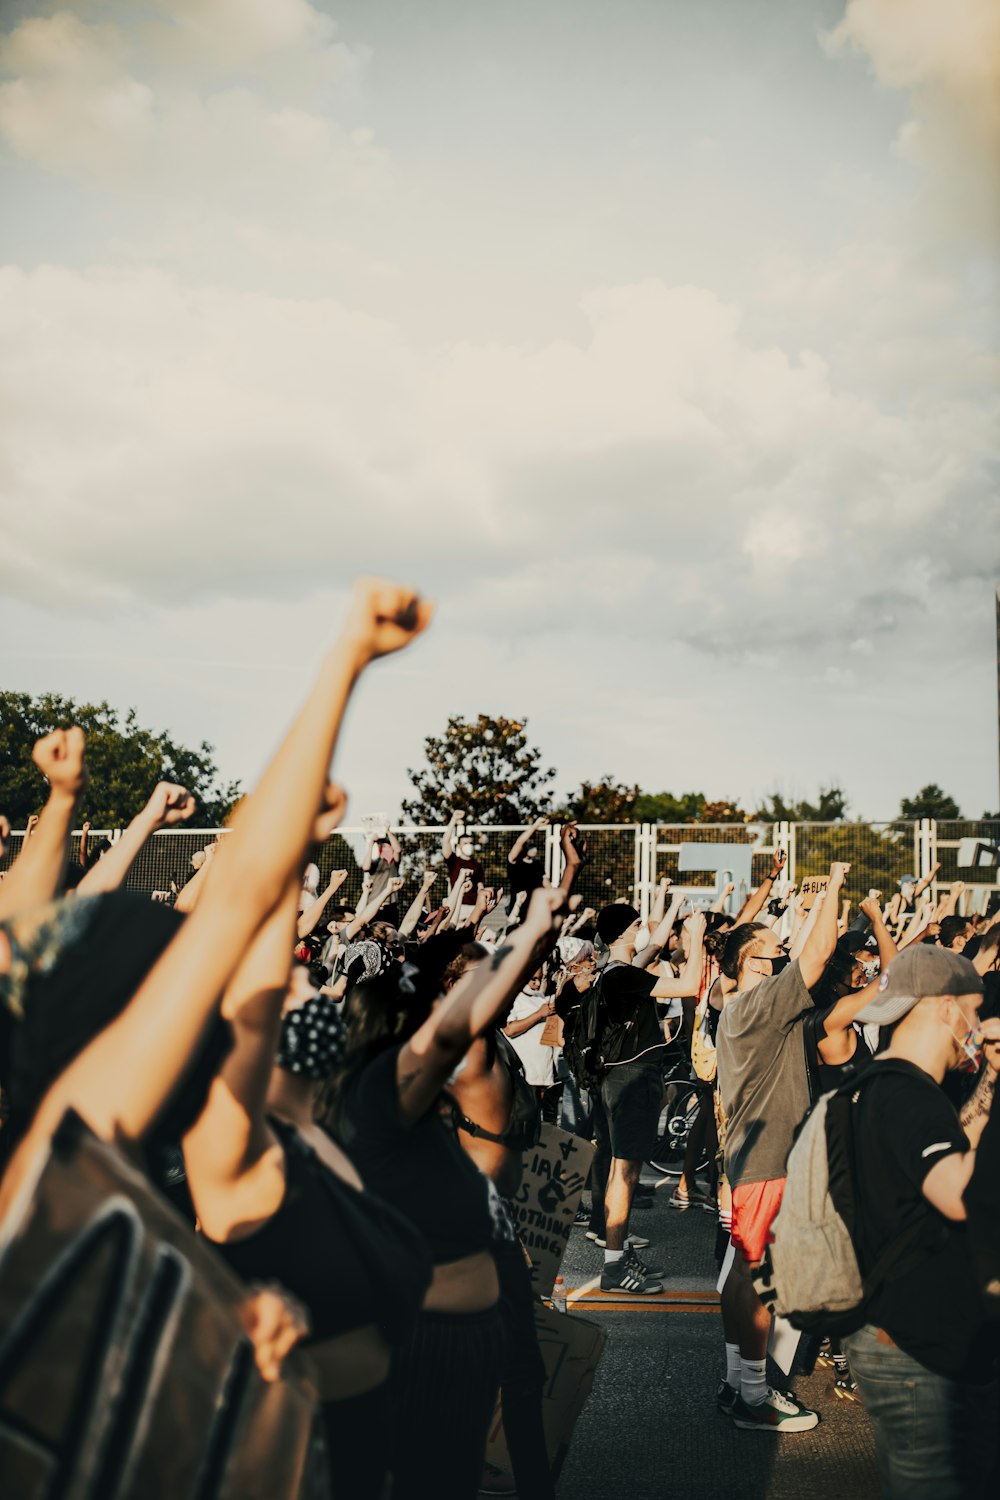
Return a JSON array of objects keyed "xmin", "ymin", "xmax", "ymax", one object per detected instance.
[{"xmin": 763, "ymin": 952, "xmax": 792, "ymax": 975}]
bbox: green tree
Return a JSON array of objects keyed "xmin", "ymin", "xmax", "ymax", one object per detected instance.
[
  {"xmin": 402, "ymin": 714, "xmax": 556, "ymax": 825},
  {"xmin": 899, "ymin": 784, "xmax": 961, "ymax": 820},
  {"xmin": 634, "ymin": 790, "xmax": 707, "ymax": 824},
  {"xmin": 563, "ymin": 777, "xmax": 639, "ymax": 823},
  {"xmin": 755, "ymin": 785, "xmax": 850, "ymax": 821},
  {"xmin": 0, "ymin": 692, "xmax": 241, "ymax": 826}
]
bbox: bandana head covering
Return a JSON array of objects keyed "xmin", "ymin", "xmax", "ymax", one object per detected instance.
[{"xmin": 277, "ymin": 994, "xmax": 348, "ymax": 1080}]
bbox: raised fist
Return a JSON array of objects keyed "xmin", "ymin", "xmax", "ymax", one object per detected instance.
[
  {"xmin": 31, "ymin": 727, "xmax": 88, "ymax": 797},
  {"xmin": 146, "ymin": 781, "xmax": 197, "ymax": 828},
  {"xmin": 343, "ymin": 578, "xmax": 433, "ymax": 665},
  {"xmin": 311, "ymin": 782, "xmax": 349, "ymax": 842}
]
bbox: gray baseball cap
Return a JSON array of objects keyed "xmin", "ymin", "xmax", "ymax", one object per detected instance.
[{"xmin": 854, "ymin": 943, "xmax": 983, "ymax": 1027}]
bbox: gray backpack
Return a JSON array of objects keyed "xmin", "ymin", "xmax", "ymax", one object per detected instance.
[{"xmin": 751, "ymin": 1061, "xmax": 924, "ymax": 1335}]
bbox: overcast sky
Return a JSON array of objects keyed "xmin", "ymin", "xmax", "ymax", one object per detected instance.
[{"xmin": 1, "ymin": 0, "xmax": 998, "ymax": 823}]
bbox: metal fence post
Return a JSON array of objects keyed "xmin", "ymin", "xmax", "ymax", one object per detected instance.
[
  {"xmin": 545, "ymin": 822, "xmax": 561, "ymax": 887},
  {"xmin": 634, "ymin": 824, "xmax": 648, "ymax": 920},
  {"xmin": 775, "ymin": 821, "xmax": 793, "ymax": 886}
]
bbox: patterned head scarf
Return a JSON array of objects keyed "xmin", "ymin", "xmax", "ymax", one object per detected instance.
[{"xmin": 276, "ymin": 994, "xmax": 348, "ymax": 1080}]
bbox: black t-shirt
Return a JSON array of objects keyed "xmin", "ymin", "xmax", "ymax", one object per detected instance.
[
  {"xmin": 335, "ymin": 1044, "xmax": 504, "ymax": 1264},
  {"xmin": 854, "ymin": 1060, "xmax": 991, "ymax": 1383},
  {"xmin": 508, "ymin": 852, "xmax": 545, "ymax": 899},
  {"xmin": 600, "ymin": 962, "xmax": 664, "ymax": 1065}
]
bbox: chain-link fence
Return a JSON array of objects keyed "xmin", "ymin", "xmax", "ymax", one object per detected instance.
[{"xmin": 2, "ymin": 820, "xmax": 998, "ymax": 915}]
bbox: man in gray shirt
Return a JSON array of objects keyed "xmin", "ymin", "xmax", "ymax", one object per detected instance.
[{"xmin": 715, "ymin": 861, "xmax": 849, "ymax": 1432}]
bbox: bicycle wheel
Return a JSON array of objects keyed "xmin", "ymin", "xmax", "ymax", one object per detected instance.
[{"xmin": 648, "ymin": 1085, "xmax": 708, "ymax": 1176}]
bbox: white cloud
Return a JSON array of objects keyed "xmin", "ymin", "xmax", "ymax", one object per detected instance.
[{"xmin": 824, "ymin": 0, "xmax": 1000, "ymax": 239}]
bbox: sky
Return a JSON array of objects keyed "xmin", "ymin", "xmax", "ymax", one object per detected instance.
[{"xmin": 0, "ymin": 0, "xmax": 998, "ymax": 823}]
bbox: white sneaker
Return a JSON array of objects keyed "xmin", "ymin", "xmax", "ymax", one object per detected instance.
[
  {"xmin": 590, "ymin": 1233, "xmax": 651, "ymax": 1249},
  {"xmin": 731, "ymin": 1387, "xmax": 819, "ymax": 1432}
]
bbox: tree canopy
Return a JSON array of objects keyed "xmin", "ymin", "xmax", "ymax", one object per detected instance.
[
  {"xmin": 899, "ymin": 783, "xmax": 961, "ymax": 820},
  {"xmin": 753, "ymin": 786, "xmax": 850, "ymax": 822},
  {"xmin": 0, "ymin": 691, "xmax": 241, "ymax": 826},
  {"xmin": 402, "ymin": 714, "xmax": 556, "ymax": 825}
]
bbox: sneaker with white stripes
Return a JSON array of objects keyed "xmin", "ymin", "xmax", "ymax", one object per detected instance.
[{"xmin": 600, "ymin": 1257, "xmax": 663, "ymax": 1295}]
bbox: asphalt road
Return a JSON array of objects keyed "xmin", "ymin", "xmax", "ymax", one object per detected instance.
[{"xmin": 553, "ymin": 1168, "xmax": 879, "ymax": 1500}]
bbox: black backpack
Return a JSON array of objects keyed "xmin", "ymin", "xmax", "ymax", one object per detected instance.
[{"xmin": 562, "ymin": 962, "xmax": 637, "ymax": 1092}]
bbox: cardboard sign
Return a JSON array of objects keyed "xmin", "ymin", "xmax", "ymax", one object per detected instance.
[
  {"xmin": 485, "ymin": 1303, "xmax": 607, "ymax": 1481},
  {"xmin": 0, "ymin": 1111, "xmax": 326, "ymax": 1500},
  {"xmin": 539, "ymin": 1013, "xmax": 564, "ymax": 1047},
  {"xmin": 799, "ymin": 875, "xmax": 829, "ymax": 910},
  {"xmin": 510, "ymin": 1123, "xmax": 594, "ymax": 1298}
]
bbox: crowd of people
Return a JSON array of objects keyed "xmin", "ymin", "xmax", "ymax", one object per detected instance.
[{"xmin": 0, "ymin": 576, "xmax": 998, "ymax": 1499}]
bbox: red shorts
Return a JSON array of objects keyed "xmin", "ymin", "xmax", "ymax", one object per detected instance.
[{"xmin": 730, "ymin": 1179, "xmax": 786, "ymax": 1265}]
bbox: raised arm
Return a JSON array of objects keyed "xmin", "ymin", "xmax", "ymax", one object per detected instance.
[
  {"xmin": 395, "ymin": 887, "xmax": 563, "ymax": 1123},
  {"xmin": 734, "ymin": 849, "xmax": 786, "ymax": 926},
  {"xmin": 634, "ymin": 888, "xmax": 684, "ymax": 971},
  {"xmin": 399, "ymin": 870, "xmax": 438, "ymax": 939},
  {"xmin": 76, "ymin": 781, "xmax": 196, "ymax": 896},
  {"xmin": 8, "ymin": 581, "xmax": 432, "ymax": 1174},
  {"xmin": 0, "ymin": 729, "xmax": 88, "ymax": 920},
  {"xmin": 358, "ymin": 834, "xmax": 376, "ymax": 873},
  {"xmin": 78, "ymin": 820, "xmax": 91, "ymax": 868},
  {"xmin": 797, "ymin": 863, "xmax": 850, "ymax": 990},
  {"xmin": 182, "ymin": 879, "xmax": 301, "ymax": 1236},
  {"xmin": 650, "ymin": 910, "xmax": 706, "ymax": 997},
  {"xmin": 509, "ymin": 816, "xmax": 547, "ymax": 865},
  {"xmin": 442, "ymin": 810, "xmax": 462, "ymax": 862},
  {"xmin": 858, "ymin": 891, "xmax": 898, "ymax": 969},
  {"xmin": 296, "ymin": 860, "xmax": 349, "ymax": 939},
  {"xmin": 713, "ymin": 882, "xmax": 735, "ymax": 913},
  {"xmin": 342, "ymin": 876, "xmax": 405, "ymax": 941},
  {"xmin": 558, "ymin": 821, "xmax": 583, "ymax": 898}
]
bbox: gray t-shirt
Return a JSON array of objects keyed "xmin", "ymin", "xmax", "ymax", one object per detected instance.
[{"xmin": 716, "ymin": 959, "xmax": 814, "ymax": 1189}]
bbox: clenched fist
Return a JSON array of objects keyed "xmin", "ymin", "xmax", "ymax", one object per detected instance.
[{"xmin": 31, "ymin": 727, "xmax": 88, "ymax": 798}]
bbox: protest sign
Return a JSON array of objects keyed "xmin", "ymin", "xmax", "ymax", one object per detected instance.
[
  {"xmin": 799, "ymin": 875, "xmax": 829, "ymax": 910},
  {"xmin": 510, "ymin": 1122, "xmax": 594, "ymax": 1298},
  {"xmin": 0, "ymin": 1111, "xmax": 324, "ymax": 1500},
  {"xmin": 486, "ymin": 1304, "xmax": 606, "ymax": 1481}
]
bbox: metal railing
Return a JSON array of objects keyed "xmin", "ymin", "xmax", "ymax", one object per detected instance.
[{"xmin": 2, "ymin": 820, "xmax": 998, "ymax": 916}]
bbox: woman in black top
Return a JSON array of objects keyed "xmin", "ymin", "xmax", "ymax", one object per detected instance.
[
  {"xmin": 182, "ymin": 878, "xmax": 432, "ymax": 1500},
  {"xmin": 330, "ymin": 888, "xmax": 565, "ymax": 1500}
]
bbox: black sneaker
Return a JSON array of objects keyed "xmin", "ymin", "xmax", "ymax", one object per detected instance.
[
  {"xmin": 623, "ymin": 1243, "xmax": 666, "ymax": 1279},
  {"xmin": 716, "ymin": 1380, "xmax": 738, "ymax": 1416},
  {"xmin": 833, "ymin": 1372, "xmax": 860, "ymax": 1403},
  {"xmin": 600, "ymin": 1257, "xmax": 663, "ymax": 1295},
  {"xmin": 573, "ymin": 1205, "xmax": 590, "ymax": 1226}
]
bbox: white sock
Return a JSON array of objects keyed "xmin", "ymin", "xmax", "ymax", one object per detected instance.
[
  {"xmin": 604, "ymin": 1248, "xmax": 625, "ymax": 1264},
  {"xmin": 740, "ymin": 1356, "xmax": 768, "ymax": 1406},
  {"xmin": 725, "ymin": 1343, "xmax": 741, "ymax": 1389}
]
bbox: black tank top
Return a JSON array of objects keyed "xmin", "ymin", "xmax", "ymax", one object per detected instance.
[
  {"xmin": 209, "ymin": 1117, "xmax": 431, "ymax": 1346},
  {"xmin": 444, "ymin": 1031, "xmax": 542, "ymax": 1154}
]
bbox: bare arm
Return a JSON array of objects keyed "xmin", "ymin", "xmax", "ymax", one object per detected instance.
[
  {"xmin": 182, "ymin": 882, "xmax": 300, "ymax": 1236},
  {"xmin": 395, "ymin": 888, "xmax": 563, "ymax": 1124},
  {"xmin": 797, "ymin": 863, "xmax": 849, "ymax": 990},
  {"xmin": 442, "ymin": 810, "xmax": 462, "ymax": 862},
  {"xmin": 77, "ymin": 781, "xmax": 197, "ymax": 897},
  {"xmin": 859, "ymin": 893, "xmax": 898, "ymax": 969},
  {"xmin": 509, "ymin": 817, "xmax": 546, "ymax": 865},
  {"xmin": 912, "ymin": 863, "xmax": 941, "ymax": 901},
  {"xmin": 296, "ymin": 864, "xmax": 348, "ymax": 939},
  {"xmin": 734, "ymin": 850, "xmax": 787, "ymax": 926},
  {"xmin": 0, "ymin": 730, "xmax": 89, "ymax": 920},
  {"xmin": 385, "ymin": 829, "xmax": 402, "ymax": 864},
  {"xmin": 342, "ymin": 877, "xmax": 404, "ymax": 941},
  {"xmin": 358, "ymin": 835, "xmax": 376, "ymax": 873},
  {"xmin": 713, "ymin": 882, "xmax": 735, "ymax": 914},
  {"xmin": 922, "ymin": 1150, "xmax": 975, "ymax": 1221},
  {"xmin": 650, "ymin": 912, "xmax": 706, "ymax": 997},
  {"xmin": 635, "ymin": 890, "xmax": 684, "ymax": 971},
  {"xmin": 399, "ymin": 872, "xmax": 437, "ymax": 939},
  {"xmin": 557, "ymin": 821, "xmax": 583, "ymax": 898},
  {"xmin": 78, "ymin": 820, "xmax": 91, "ymax": 868},
  {"xmin": 503, "ymin": 997, "xmax": 553, "ymax": 1039},
  {"xmin": 7, "ymin": 581, "xmax": 431, "ymax": 1176}
]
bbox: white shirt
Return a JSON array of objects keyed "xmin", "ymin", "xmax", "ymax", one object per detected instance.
[{"xmin": 505, "ymin": 990, "xmax": 557, "ymax": 1086}]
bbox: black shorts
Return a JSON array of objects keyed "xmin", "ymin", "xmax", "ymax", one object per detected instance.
[{"xmin": 599, "ymin": 1060, "xmax": 662, "ymax": 1162}]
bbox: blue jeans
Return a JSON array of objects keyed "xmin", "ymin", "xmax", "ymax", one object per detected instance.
[{"xmin": 843, "ymin": 1324, "xmax": 997, "ymax": 1500}]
